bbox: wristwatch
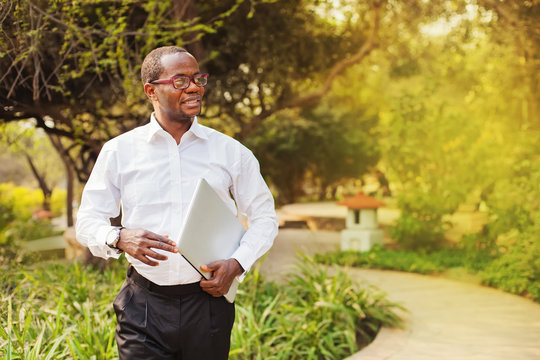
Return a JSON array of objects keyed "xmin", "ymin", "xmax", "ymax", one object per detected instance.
[{"xmin": 106, "ymin": 226, "xmax": 124, "ymax": 250}]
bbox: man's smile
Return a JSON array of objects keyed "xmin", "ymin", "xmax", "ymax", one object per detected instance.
[{"xmin": 182, "ymin": 96, "xmax": 201, "ymax": 105}]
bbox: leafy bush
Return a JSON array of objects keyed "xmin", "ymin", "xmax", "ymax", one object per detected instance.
[
  {"xmin": 481, "ymin": 229, "xmax": 540, "ymax": 302},
  {"xmin": 0, "ymin": 183, "xmax": 66, "ymax": 219},
  {"xmin": 1, "ymin": 257, "xmax": 404, "ymax": 359},
  {"xmin": 4, "ymin": 218, "xmax": 60, "ymax": 243},
  {"xmin": 232, "ymin": 256, "xmax": 403, "ymax": 359},
  {"xmin": 389, "ymin": 191, "xmax": 453, "ymax": 251},
  {"xmin": 314, "ymin": 244, "xmax": 495, "ymax": 276},
  {"xmin": 0, "ymin": 183, "xmax": 64, "ymax": 267},
  {"xmin": 0, "ymin": 183, "xmax": 41, "ymax": 220},
  {"xmin": 390, "ymin": 213, "xmax": 447, "ymax": 251},
  {"xmin": 479, "ymin": 158, "xmax": 540, "ymax": 302},
  {"xmin": 315, "ymin": 246, "xmax": 442, "ymax": 274},
  {"xmin": 315, "ymin": 240, "xmax": 540, "ymax": 302}
]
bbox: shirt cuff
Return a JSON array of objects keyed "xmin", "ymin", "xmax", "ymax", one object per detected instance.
[
  {"xmin": 96, "ymin": 225, "xmax": 123, "ymax": 259},
  {"xmin": 231, "ymin": 246, "xmax": 255, "ymax": 282}
]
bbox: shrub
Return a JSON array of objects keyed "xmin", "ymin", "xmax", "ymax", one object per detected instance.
[
  {"xmin": 0, "ymin": 183, "xmax": 41, "ymax": 220},
  {"xmin": 479, "ymin": 158, "xmax": 540, "ymax": 302},
  {"xmin": 481, "ymin": 229, "xmax": 540, "ymax": 301},
  {"xmin": 314, "ymin": 243, "xmax": 496, "ymax": 276},
  {"xmin": 0, "ymin": 183, "xmax": 66, "ymax": 219},
  {"xmin": 390, "ymin": 213, "xmax": 447, "ymax": 251},
  {"xmin": 0, "ymin": 183, "xmax": 64, "ymax": 267},
  {"xmin": 1, "ymin": 256, "xmax": 404, "ymax": 359},
  {"xmin": 315, "ymin": 246, "xmax": 442, "ymax": 274},
  {"xmin": 389, "ymin": 191, "xmax": 453, "ymax": 251},
  {"xmin": 232, "ymin": 256, "xmax": 404, "ymax": 359}
]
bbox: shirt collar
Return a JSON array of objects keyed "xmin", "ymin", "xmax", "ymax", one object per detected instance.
[{"xmin": 146, "ymin": 113, "xmax": 208, "ymax": 143}]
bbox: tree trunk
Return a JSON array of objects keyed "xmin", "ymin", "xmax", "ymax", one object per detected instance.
[
  {"xmin": 65, "ymin": 158, "xmax": 74, "ymax": 227},
  {"xmin": 47, "ymin": 132, "xmax": 75, "ymax": 226},
  {"xmin": 24, "ymin": 152, "xmax": 52, "ymax": 211}
]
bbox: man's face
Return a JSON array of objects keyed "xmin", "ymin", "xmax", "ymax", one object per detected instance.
[{"xmin": 151, "ymin": 52, "xmax": 205, "ymax": 121}]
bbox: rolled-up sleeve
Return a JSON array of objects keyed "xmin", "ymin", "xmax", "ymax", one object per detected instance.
[
  {"xmin": 230, "ymin": 147, "xmax": 279, "ymax": 281},
  {"xmin": 76, "ymin": 142, "xmax": 123, "ymax": 259}
]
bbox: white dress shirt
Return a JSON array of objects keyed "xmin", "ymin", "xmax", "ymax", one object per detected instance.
[{"xmin": 76, "ymin": 114, "xmax": 278, "ymax": 285}]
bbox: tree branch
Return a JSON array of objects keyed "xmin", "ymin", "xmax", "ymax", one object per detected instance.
[{"xmin": 284, "ymin": 1, "xmax": 383, "ymax": 109}]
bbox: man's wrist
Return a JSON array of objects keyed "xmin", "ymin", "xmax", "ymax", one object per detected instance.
[
  {"xmin": 106, "ymin": 226, "xmax": 124, "ymax": 251},
  {"xmin": 230, "ymin": 258, "xmax": 244, "ymax": 277}
]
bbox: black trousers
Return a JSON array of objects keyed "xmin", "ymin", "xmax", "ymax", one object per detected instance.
[{"xmin": 113, "ymin": 267, "xmax": 235, "ymax": 360}]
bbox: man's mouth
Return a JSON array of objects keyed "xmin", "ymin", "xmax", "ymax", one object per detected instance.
[{"xmin": 182, "ymin": 96, "xmax": 201, "ymax": 105}]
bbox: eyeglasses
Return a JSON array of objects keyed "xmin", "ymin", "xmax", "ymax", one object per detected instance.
[{"xmin": 150, "ymin": 73, "xmax": 209, "ymax": 90}]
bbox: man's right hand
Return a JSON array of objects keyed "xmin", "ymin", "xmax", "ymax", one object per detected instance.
[{"xmin": 116, "ymin": 228, "xmax": 178, "ymax": 266}]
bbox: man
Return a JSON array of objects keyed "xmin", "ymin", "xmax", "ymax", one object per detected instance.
[{"xmin": 76, "ymin": 46, "xmax": 278, "ymax": 359}]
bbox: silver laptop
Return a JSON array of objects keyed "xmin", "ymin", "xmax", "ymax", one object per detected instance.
[{"xmin": 176, "ymin": 178, "xmax": 246, "ymax": 303}]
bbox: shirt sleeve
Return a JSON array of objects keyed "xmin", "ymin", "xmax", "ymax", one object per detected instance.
[
  {"xmin": 75, "ymin": 141, "xmax": 123, "ymax": 259},
  {"xmin": 230, "ymin": 146, "xmax": 279, "ymax": 281}
]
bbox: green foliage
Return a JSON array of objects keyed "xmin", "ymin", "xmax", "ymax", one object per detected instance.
[
  {"xmin": 0, "ymin": 257, "xmax": 404, "ymax": 359},
  {"xmin": 314, "ymin": 244, "xmax": 495, "ymax": 275},
  {"xmin": 389, "ymin": 195, "xmax": 449, "ymax": 251},
  {"xmin": 1, "ymin": 0, "xmax": 252, "ymax": 181},
  {"xmin": 482, "ymin": 230, "xmax": 540, "ymax": 301},
  {"xmin": 0, "ymin": 183, "xmax": 66, "ymax": 219},
  {"xmin": 0, "ymin": 122, "xmax": 66, "ymax": 210},
  {"xmin": 232, "ymin": 256, "xmax": 403, "ymax": 359},
  {"xmin": 247, "ymin": 106, "xmax": 379, "ymax": 204},
  {"xmin": 0, "ymin": 184, "xmax": 63, "ymax": 267},
  {"xmin": 0, "ymin": 261, "xmax": 125, "ymax": 359},
  {"xmin": 315, "ymin": 239, "xmax": 540, "ymax": 302},
  {"xmin": 201, "ymin": 0, "xmax": 371, "ymax": 138},
  {"xmin": 478, "ymin": 157, "xmax": 540, "ymax": 302}
]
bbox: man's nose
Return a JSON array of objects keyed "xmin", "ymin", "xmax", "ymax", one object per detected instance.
[{"xmin": 185, "ymin": 78, "xmax": 200, "ymax": 92}]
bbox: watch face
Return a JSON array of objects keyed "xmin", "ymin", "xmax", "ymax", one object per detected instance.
[{"xmin": 107, "ymin": 228, "xmax": 119, "ymax": 246}]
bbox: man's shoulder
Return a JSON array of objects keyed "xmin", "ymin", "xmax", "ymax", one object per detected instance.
[{"xmin": 198, "ymin": 122, "xmax": 246, "ymax": 149}]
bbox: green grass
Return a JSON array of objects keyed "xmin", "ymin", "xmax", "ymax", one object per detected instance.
[
  {"xmin": 315, "ymin": 244, "xmax": 540, "ymax": 302},
  {"xmin": 314, "ymin": 245, "xmax": 495, "ymax": 274},
  {"xmin": 0, "ymin": 256, "xmax": 403, "ymax": 359}
]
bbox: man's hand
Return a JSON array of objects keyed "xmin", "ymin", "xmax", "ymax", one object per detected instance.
[
  {"xmin": 117, "ymin": 228, "xmax": 177, "ymax": 266},
  {"xmin": 200, "ymin": 259, "xmax": 244, "ymax": 298}
]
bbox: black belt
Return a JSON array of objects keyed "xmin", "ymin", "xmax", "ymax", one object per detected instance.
[{"xmin": 127, "ymin": 266, "xmax": 202, "ymax": 297}]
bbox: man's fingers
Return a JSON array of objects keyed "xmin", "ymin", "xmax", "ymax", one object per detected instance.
[
  {"xmin": 146, "ymin": 231, "xmax": 176, "ymax": 246},
  {"xmin": 201, "ymin": 260, "xmax": 221, "ymax": 273},
  {"xmin": 144, "ymin": 237, "xmax": 178, "ymax": 254},
  {"xmin": 138, "ymin": 254, "xmax": 159, "ymax": 266},
  {"xmin": 137, "ymin": 247, "xmax": 171, "ymax": 266},
  {"xmin": 200, "ymin": 279, "xmax": 222, "ymax": 297},
  {"xmin": 200, "ymin": 265, "xmax": 211, "ymax": 272},
  {"xmin": 146, "ymin": 248, "xmax": 168, "ymax": 261}
]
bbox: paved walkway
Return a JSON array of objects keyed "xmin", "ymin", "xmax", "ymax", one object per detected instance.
[{"xmin": 261, "ymin": 229, "xmax": 540, "ymax": 360}]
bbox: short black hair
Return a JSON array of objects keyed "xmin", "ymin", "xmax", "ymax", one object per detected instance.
[{"xmin": 141, "ymin": 46, "xmax": 188, "ymax": 84}]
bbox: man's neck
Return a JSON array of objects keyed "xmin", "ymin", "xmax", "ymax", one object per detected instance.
[{"xmin": 154, "ymin": 113, "xmax": 193, "ymax": 144}]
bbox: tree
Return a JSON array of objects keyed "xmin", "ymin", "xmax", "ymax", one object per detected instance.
[
  {"xmin": 1, "ymin": 0, "xmax": 390, "ymax": 207},
  {"xmin": 479, "ymin": 0, "xmax": 540, "ymax": 127},
  {"xmin": 247, "ymin": 104, "xmax": 379, "ymax": 204},
  {"xmin": 200, "ymin": 0, "xmax": 384, "ymax": 139},
  {"xmin": 0, "ymin": 122, "xmax": 64, "ymax": 212},
  {"xmin": 0, "ymin": 0, "xmax": 250, "ymax": 182}
]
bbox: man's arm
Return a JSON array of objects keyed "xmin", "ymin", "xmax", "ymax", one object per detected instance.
[
  {"xmin": 76, "ymin": 143, "xmax": 125, "ymax": 259},
  {"xmin": 76, "ymin": 142, "xmax": 177, "ymax": 263},
  {"xmin": 199, "ymin": 146, "xmax": 277, "ymax": 297},
  {"xmin": 227, "ymin": 147, "xmax": 279, "ymax": 279}
]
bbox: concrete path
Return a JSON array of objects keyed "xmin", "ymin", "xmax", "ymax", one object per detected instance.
[{"xmin": 261, "ymin": 229, "xmax": 540, "ymax": 360}]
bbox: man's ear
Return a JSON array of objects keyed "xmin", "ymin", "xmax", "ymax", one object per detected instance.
[{"xmin": 144, "ymin": 83, "xmax": 158, "ymax": 101}]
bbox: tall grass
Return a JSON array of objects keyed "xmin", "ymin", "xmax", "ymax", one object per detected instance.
[{"xmin": 1, "ymin": 257, "xmax": 403, "ymax": 359}]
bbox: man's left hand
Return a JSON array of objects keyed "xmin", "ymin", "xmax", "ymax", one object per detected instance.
[{"xmin": 200, "ymin": 259, "xmax": 244, "ymax": 298}]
